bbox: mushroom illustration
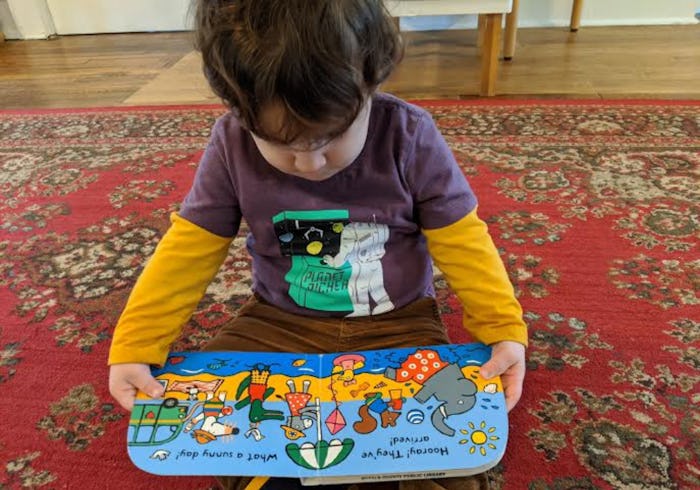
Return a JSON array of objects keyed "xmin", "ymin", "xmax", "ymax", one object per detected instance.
[{"xmin": 331, "ymin": 353, "xmax": 365, "ymax": 386}]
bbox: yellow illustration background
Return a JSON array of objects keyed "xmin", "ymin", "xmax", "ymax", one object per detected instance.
[{"xmin": 138, "ymin": 365, "xmax": 501, "ymax": 404}]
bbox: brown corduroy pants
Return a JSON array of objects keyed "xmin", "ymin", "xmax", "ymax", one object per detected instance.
[{"xmin": 203, "ymin": 295, "xmax": 490, "ymax": 490}]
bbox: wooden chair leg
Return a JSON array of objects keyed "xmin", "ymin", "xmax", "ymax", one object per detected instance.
[
  {"xmin": 480, "ymin": 13, "xmax": 502, "ymax": 97},
  {"xmin": 503, "ymin": 0, "xmax": 520, "ymax": 60},
  {"xmin": 570, "ymin": 0, "xmax": 583, "ymax": 32},
  {"xmin": 477, "ymin": 14, "xmax": 486, "ymax": 49}
]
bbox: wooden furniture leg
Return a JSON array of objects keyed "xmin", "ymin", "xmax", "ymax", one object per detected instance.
[
  {"xmin": 477, "ymin": 14, "xmax": 486, "ymax": 48},
  {"xmin": 480, "ymin": 13, "xmax": 502, "ymax": 97},
  {"xmin": 570, "ymin": 0, "xmax": 583, "ymax": 32},
  {"xmin": 503, "ymin": 0, "xmax": 519, "ymax": 60}
]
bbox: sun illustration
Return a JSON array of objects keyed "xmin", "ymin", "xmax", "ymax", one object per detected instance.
[{"xmin": 459, "ymin": 421, "xmax": 500, "ymax": 456}]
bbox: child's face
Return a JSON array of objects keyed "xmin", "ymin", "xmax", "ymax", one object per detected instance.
[{"xmin": 251, "ymin": 99, "xmax": 372, "ymax": 182}]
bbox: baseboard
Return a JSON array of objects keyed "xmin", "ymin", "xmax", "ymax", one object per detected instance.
[
  {"xmin": 400, "ymin": 15, "xmax": 697, "ymax": 32},
  {"xmin": 517, "ymin": 17, "xmax": 698, "ymax": 28}
]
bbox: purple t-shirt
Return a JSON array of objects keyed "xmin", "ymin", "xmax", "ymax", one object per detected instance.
[{"xmin": 179, "ymin": 93, "xmax": 477, "ymax": 317}]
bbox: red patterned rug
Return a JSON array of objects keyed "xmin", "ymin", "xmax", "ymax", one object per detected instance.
[{"xmin": 1, "ymin": 100, "xmax": 698, "ymax": 490}]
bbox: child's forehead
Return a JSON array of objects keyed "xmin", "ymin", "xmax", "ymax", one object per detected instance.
[
  {"xmin": 255, "ymin": 102, "xmax": 342, "ymax": 148},
  {"xmin": 253, "ymin": 97, "xmax": 371, "ymax": 150}
]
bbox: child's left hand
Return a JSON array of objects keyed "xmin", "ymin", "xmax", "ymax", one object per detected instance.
[{"xmin": 479, "ymin": 340, "xmax": 526, "ymax": 412}]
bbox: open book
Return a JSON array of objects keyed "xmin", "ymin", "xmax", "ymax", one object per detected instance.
[{"xmin": 127, "ymin": 343, "xmax": 507, "ymax": 485}]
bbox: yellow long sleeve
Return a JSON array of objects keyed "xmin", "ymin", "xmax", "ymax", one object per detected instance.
[
  {"xmin": 108, "ymin": 213, "xmax": 232, "ymax": 366},
  {"xmin": 423, "ymin": 209, "xmax": 528, "ymax": 347}
]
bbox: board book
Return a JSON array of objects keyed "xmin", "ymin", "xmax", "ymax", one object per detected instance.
[{"xmin": 127, "ymin": 343, "xmax": 508, "ymax": 485}]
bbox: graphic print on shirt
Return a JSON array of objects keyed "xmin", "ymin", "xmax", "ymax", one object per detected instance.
[{"xmin": 272, "ymin": 210, "xmax": 395, "ymax": 316}]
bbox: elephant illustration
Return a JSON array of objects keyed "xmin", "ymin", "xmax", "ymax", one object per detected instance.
[{"xmin": 384, "ymin": 349, "xmax": 477, "ymax": 436}]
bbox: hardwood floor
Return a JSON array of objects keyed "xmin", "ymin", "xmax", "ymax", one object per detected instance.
[{"xmin": 0, "ymin": 25, "xmax": 698, "ymax": 109}]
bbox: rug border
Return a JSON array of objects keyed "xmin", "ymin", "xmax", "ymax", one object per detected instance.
[{"xmin": 1, "ymin": 98, "xmax": 699, "ymax": 115}]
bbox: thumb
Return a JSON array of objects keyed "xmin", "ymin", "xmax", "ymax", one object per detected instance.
[
  {"xmin": 132, "ymin": 373, "xmax": 165, "ymax": 399},
  {"xmin": 480, "ymin": 359, "xmax": 506, "ymax": 380}
]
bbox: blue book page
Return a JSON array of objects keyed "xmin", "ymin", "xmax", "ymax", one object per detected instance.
[
  {"xmin": 308, "ymin": 343, "xmax": 507, "ymax": 483},
  {"xmin": 127, "ymin": 351, "xmax": 321, "ymax": 477},
  {"xmin": 127, "ymin": 343, "xmax": 508, "ymax": 481}
]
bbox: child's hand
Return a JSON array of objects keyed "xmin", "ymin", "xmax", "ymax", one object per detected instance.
[
  {"xmin": 109, "ymin": 363, "xmax": 165, "ymax": 411},
  {"xmin": 479, "ymin": 341, "xmax": 526, "ymax": 412}
]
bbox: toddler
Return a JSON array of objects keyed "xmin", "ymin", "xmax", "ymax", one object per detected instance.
[{"xmin": 109, "ymin": 1, "xmax": 527, "ymax": 489}]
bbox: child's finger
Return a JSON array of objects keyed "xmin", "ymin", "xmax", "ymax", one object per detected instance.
[
  {"xmin": 503, "ymin": 379, "xmax": 523, "ymax": 412},
  {"xmin": 110, "ymin": 382, "xmax": 137, "ymax": 411},
  {"xmin": 133, "ymin": 373, "xmax": 165, "ymax": 400}
]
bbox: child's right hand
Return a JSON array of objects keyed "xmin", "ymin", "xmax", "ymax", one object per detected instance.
[{"xmin": 109, "ymin": 363, "xmax": 165, "ymax": 411}]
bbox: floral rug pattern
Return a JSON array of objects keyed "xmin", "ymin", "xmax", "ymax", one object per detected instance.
[{"xmin": 0, "ymin": 101, "xmax": 698, "ymax": 489}]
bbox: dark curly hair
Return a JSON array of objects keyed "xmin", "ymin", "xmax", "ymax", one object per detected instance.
[{"xmin": 193, "ymin": 0, "xmax": 403, "ymax": 145}]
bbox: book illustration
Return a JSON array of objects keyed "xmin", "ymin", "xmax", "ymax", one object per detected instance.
[{"xmin": 127, "ymin": 343, "xmax": 507, "ymax": 484}]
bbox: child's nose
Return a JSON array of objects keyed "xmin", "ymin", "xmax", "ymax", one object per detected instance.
[{"xmin": 294, "ymin": 150, "xmax": 326, "ymax": 172}]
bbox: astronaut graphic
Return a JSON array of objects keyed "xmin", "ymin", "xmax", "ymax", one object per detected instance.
[{"xmin": 272, "ymin": 210, "xmax": 394, "ymax": 316}]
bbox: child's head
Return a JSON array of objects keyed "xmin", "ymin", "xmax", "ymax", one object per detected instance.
[{"xmin": 194, "ymin": 0, "xmax": 403, "ymax": 147}]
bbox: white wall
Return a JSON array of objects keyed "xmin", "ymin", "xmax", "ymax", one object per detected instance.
[
  {"xmin": 521, "ymin": 0, "xmax": 696, "ymax": 27},
  {"xmin": 0, "ymin": 0, "xmax": 21, "ymax": 39},
  {"xmin": 45, "ymin": 0, "xmax": 193, "ymax": 35},
  {"xmin": 1, "ymin": 0, "xmax": 698, "ymax": 39},
  {"xmin": 401, "ymin": 0, "xmax": 698, "ymax": 30},
  {"xmin": 2, "ymin": 0, "xmax": 55, "ymax": 39}
]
